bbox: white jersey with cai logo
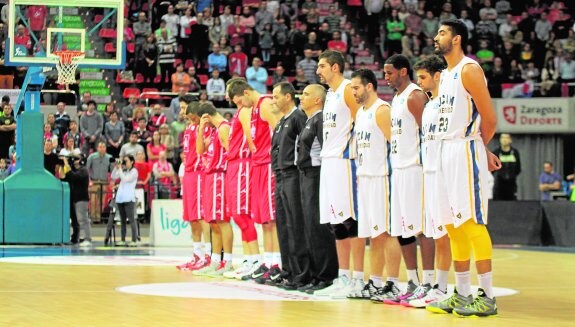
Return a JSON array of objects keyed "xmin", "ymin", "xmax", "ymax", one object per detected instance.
[
  {"xmin": 320, "ymin": 79, "xmax": 355, "ymax": 159},
  {"xmin": 421, "ymin": 96, "xmax": 440, "ymax": 173},
  {"xmin": 390, "ymin": 83, "xmax": 422, "ymax": 169},
  {"xmin": 437, "ymin": 56, "xmax": 484, "ymax": 140},
  {"xmin": 355, "ymin": 98, "xmax": 391, "ymax": 176}
]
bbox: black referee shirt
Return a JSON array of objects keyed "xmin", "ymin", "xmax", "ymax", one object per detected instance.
[
  {"xmin": 271, "ymin": 107, "xmax": 307, "ymax": 171},
  {"xmin": 296, "ymin": 110, "xmax": 323, "ymax": 169}
]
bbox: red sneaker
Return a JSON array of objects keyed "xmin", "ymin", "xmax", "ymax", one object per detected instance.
[
  {"xmin": 176, "ymin": 254, "xmax": 200, "ymax": 271},
  {"xmin": 189, "ymin": 255, "xmax": 211, "ymax": 270}
]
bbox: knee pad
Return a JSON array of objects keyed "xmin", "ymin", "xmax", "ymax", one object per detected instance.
[
  {"xmin": 331, "ymin": 218, "xmax": 358, "ymax": 240},
  {"xmin": 243, "ymin": 222, "xmax": 258, "ymax": 243},
  {"xmin": 445, "ymin": 224, "xmax": 472, "ymax": 262},
  {"xmin": 460, "ymin": 220, "xmax": 493, "ymax": 261},
  {"xmin": 398, "ymin": 236, "xmax": 416, "ymax": 246},
  {"xmin": 232, "ymin": 214, "xmax": 250, "ymax": 231}
]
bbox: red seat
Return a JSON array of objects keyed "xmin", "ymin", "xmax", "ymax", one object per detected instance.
[
  {"xmin": 104, "ymin": 42, "xmax": 116, "ymax": 53},
  {"xmin": 94, "ymin": 15, "xmax": 103, "ymax": 24},
  {"xmin": 99, "ymin": 28, "xmax": 117, "ymax": 39},
  {"xmin": 135, "ymin": 73, "xmax": 144, "ymax": 84},
  {"xmin": 174, "ymin": 58, "xmax": 182, "ymax": 67},
  {"xmin": 184, "ymin": 59, "xmax": 194, "ymax": 69},
  {"xmin": 127, "ymin": 42, "xmax": 135, "ymax": 53},
  {"xmin": 266, "ymin": 76, "xmax": 273, "ymax": 86},
  {"xmin": 123, "ymin": 87, "xmax": 140, "ymax": 98},
  {"xmin": 142, "ymin": 88, "xmax": 161, "ymax": 99},
  {"xmin": 198, "ymin": 74, "xmax": 208, "ymax": 85},
  {"xmin": 153, "ymin": 75, "xmax": 162, "ymax": 83}
]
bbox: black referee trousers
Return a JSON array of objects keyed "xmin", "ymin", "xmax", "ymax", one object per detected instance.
[
  {"xmin": 299, "ymin": 167, "xmax": 338, "ymax": 283},
  {"xmin": 277, "ymin": 167, "xmax": 312, "ymax": 285},
  {"xmin": 274, "ymin": 170, "xmax": 291, "ymax": 276}
]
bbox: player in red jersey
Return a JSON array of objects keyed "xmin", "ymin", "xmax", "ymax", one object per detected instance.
[
  {"xmin": 193, "ymin": 103, "xmax": 234, "ymax": 277},
  {"xmin": 227, "ymin": 78, "xmax": 284, "ymax": 282},
  {"xmin": 176, "ymin": 98, "xmax": 212, "ymax": 271},
  {"xmin": 222, "ymin": 80, "xmax": 262, "ymax": 280}
]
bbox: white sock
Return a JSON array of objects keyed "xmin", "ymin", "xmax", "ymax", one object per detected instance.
[
  {"xmin": 223, "ymin": 253, "xmax": 232, "ymax": 262},
  {"xmin": 193, "ymin": 242, "xmax": 203, "ymax": 257},
  {"xmin": 387, "ymin": 277, "xmax": 399, "ymax": 285},
  {"xmin": 435, "ymin": 270, "xmax": 449, "ymax": 293},
  {"xmin": 250, "ymin": 254, "xmax": 260, "ymax": 265},
  {"xmin": 422, "ymin": 270, "xmax": 434, "ymax": 285},
  {"xmin": 407, "ymin": 269, "xmax": 420, "ymax": 284},
  {"xmin": 210, "ymin": 253, "xmax": 220, "ymax": 263},
  {"xmin": 477, "ymin": 272, "xmax": 494, "ymax": 298},
  {"xmin": 272, "ymin": 252, "xmax": 281, "ymax": 267},
  {"xmin": 353, "ymin": 271, "xmax": 364, "ymax": 281},
  {"xmin": 339, "ymin": 269, "xmax": 351, "ymax": 279},
  {"xmin": 455, "ymin": 271, "xmax": 472, "ymax": 297},
  {"xmin": 203, "ymin": 242, "xmax": 212, "ymax": 256},
  {"xmin": 264, "ymin": 252, "xmax": 273, "ymax": 267},
  {"xmin": 370, "ymin": 275, "xmax": 382, "ymax": 288}
]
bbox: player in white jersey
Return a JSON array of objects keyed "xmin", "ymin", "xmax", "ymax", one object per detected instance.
[
  {"xmin": 406, "ymin": 55, "xmax": 452, "ymax": 308},
  {"xmin": 427, "ymin": 19, "xmax": 501, "ymax": 317},
  {"xmin": 314, "ymin": 50, "xmax": 366, "ymax": 299},
  {"xmin": 383, "ymin": 54, "xmax": 437, "ymax": 305},
  {"xmin": 347, "ymin": 69, "xmax": 402, "ymax": 302}
]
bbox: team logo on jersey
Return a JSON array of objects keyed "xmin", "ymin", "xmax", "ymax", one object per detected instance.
[
  {"xmin": 373, "ymin": 225, "xmax": 379, "ymax": 231},
  {"xmin": 438, "ymin": 226, "xmax": 443, "ymax": 231},
  {"xmin": 456, "ymin": 213, "xmax": 462, "ymax": 219},
  {"xmin": 503, "ymin": 106, "xmax": 517, "ymax": 124},
  {"xmin": 408, "ymin": 224, "xmax": 414, "ymax": 230}
]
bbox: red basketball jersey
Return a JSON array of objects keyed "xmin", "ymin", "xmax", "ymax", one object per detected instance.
[
  {"xmin": 250, "ymin": 96, "xmax": 273, "ymax": 166},
  {"xmin": 183, "ymin": 124, "xmax": 202, "ymax": 172},
  {"xmin": 227, "ymin": 107, "xmax": 251, "ymax": 161},
  {"xmin": 204, "ymin": 122, "xmax": 229, "ymax": 173}
]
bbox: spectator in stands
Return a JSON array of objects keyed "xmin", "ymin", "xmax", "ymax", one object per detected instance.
[
  {"xmin": 131, "ymin": 107, "xmax": 147, "ymax": 132},
  {"xmin": 493, "ymin": 134, "xmax": 521, "ymax": 200},
  {"xmin": 187, "ymin": 66, "xmax": 202, "ymax": 92},
  {"xmin": 64, "ymin": 120, "xmax": 84, "ymax": 151},
  {"xmin": 518, "ymin": 11, "xmax": 535, "ymax": 43},
  {"xmin": 162, "ymin": 5, "xmax": 180, "ymax": 38},
  {"xmin": 122, "ymin": 95, "xmax": 137, "ymax": 132},
  {"xmin": 59, "ymin": 137, "xmax": 82, "ymax": 158},
  {"xmin": 292, "ymin": 67, "xmax": 310, "ymax": 94},
  {"xmin": 256, "ymin": 1, "xmax": 274, "ymax": 34},
  {"xmin": 54, "ymin": 102, "xmax": 70, "ymax": 148},
  {"xmin": 476, "ymin": 40, "xmax": 495, "ymax": 72},
  {"xmin": 0, "ymin": 158, "xmax": 10, "ymax": 180},
  {"xmin": 134, "ymin": 150, "xmax": 151, "ymax": 192},
  {"xmin": 305, "ymin": 7, "xmax": 320, "ymax": 32},
  {"xmin": 155, "ymin": 20, "xmax": 171, "ymax": 39},
  {"xmin": 147, "ymin": 131, "xmax": 166, "ymax": 168},
  {"xmin": 124, "ymin": 18, "xmax": 135, "ymax": 43},
  {"xmin": 316, "ymin": 22, "xmax": 332, "ymax": 49},
  {"xmin": 552, "ymin": 10, "xmax": 572, "ymax": 41},
  {"xmin": 13, "ymin": 25, "xmax": 31, "ymax": 54},
  {"xmin": 43, "ymin": 139, "xmax": 60, "ymax": 176},
  {"xmin": 170, "ymin": 111, "xmax": 186, "ymax": 158},
  {"xmin": 422, "ymin": 11, "xmax": 439, "ymax": 40},
  {"xmin": 209, "ymin": 17, "xmax": 226, "ymax": 48},
  {"xmin": 208, "ymin": 43, "xmax": 228, "ymax": 75},
  {"xmin": 148, "ymin": 104, "xmax": 167, "ymax": 134},
  {"xmin": 120, "ymin": 131, "xmax": 145, "ymax": 158},
  {"xmin": 169, "ymin": 88, "xmax": 187, "ymax": 120},
  {"xmin": 300, "ymin": 0, "xmax": 318, "ymax": 21},
  {"xmin": 404, "ymin": 5, "xmax": 422, "ymax": 37},
  {"xmin": 342, "ymin": 62, "xmax": 353, "ymax": 79},
  {"xmin": 499, "ymin": 14, "xmax": 514, "ymax": 39},
  {"xmin": 139, "ymin": 34, "xmax": 158, "ymax": 88},
  {"xmin": 272, "ymin": 17, "xmax": 289, "ymax": 58},
  {"xmin": 80, "ymin": 100, "xmax": 104, "ymax": 155},
  {"xmin": 135, "ymin": 118, "xmax": 152, "ymax": 150},
  {"xmin": 44, "ymin": 123, "xmax": 58, "ymax": 150},
  {"xmin": 298, "ymin": 49, "xmax": 318, "ymax": 84},
  {"xmin": 520, "ymin": 42, "xmax": 534, "ymax": 65},
  {"xmin": 223, "ymin": 112, "xmax": 233, "ymax": 122},
  {"xmin": 503, "ymin": 21, "xmax": 524, "ymax": 46},
  {"xmin": 535, "ymin": 12, "xmax": 553, "ymax": 65},
  {"xmin": 103, "ymin": 102, "xmax": 120, "ymax": 124},
  {"xmin": 328, "ymin": 31, "xmax": 347, "ymax": 53},
  {"xmin": 459, "ymin": 9, "xmax": 475, "ymax": 41},
  {"xmin": 290, "ymin": 22, "xmax": 308, "ymax": 59},
  {"xmin": 0, "ymin": 41, "xmax": 15, "ymax": 89},
  {"xmin": 0, "ymin": 103, "xmax": 15, "ymax": 159},
  {"xmin": 220, "ymin": 6, "xmax": 234, "ymax": 34},
  {"xmin": 180, "ymin": 7, "xmax": 196, "ymax": 61},
  {"xmin": 558, "ymin": 52, "xmax": 575, "ymax": 93},
  {"xmin": 479, "ymin": 0, "xmax": 498, "ymax": 21},
  {"xmin": 539, "ymin": 161, "xmax": 562, "ymax": 201},
  {"xmin": 198, "ymin": 90, "xmax": 214, "ymax": 106},
  {"xmin": 401, "ymin": 27, "xmax": 420, "ymax": 58},
  {"xmin": 157, "ymin": 28, "xmax": 177, "ymax": 91},
  {"xmin": 207, "ymin": 69, "xmax": 226, "ymax": 107},
  {"xmin": 386, "ymin": 9, "xmax": 405, "ymax": 56},
  {"xmin": 487, "ymin": 57, "xmax": 507, "ymax": 97},
  {"xmin": 104, "ymin": 111, "xmax": 125, "ymax": 159},
  {"xmin": 324, "ymin": 6, "xmax": 341, "ymax": 33},
  {"xmin": 172, "ymin": 63, "xmax": 191, "ymax": 93},
  {"xmin": 153, "ymin": 150, "xmax": 176, "ymax": 199},
  {"xmin": 522, "ymin": 61, "xmax": 540, "ymax": 85},
  {"xmin": 508, "ymin": 59, "xmax": 525, "ymax": 83},
  {"xmin": 134, "ymin": 12, "xmax": 152, "ymax": 57},
  {"xmin": 246, "ymin": 57, "xmax": 268, "ymax": 94},
  {"xmin": 475, "ymin": 12, "xmax": 498, "ymax": 45},
  {"xmin": 159, "ymin": 124, "xmax": 176, "ymax": 163},
  {"xmin": 259, "ymin": 23, "xmax": 274, "ymax": 63},
  {"xmin": 564, "ymin": 29, "xmax": 575, "ymax": 53},
  {"xmin": 271, "ymin": 65, "xmax": 288, "ymax": 85},
  {"xmin": 26, "ymin": 5, "xmax": 47, "ymax": 41},
  {"xmin": 86, "ymin": 141, "xmax": 112, "ymax": 222},
  {"xmin": 229, "ymin": 44, "xmax": 248, "ymax": 77},
  {"xmin": 239, "ymin": 6, "xmax": 256, "ymax": 48},
  {"xmin": 228, "ymin": 15, "xmax": 246, "ymax": 47},
  {"xmin": 190, "ymin": 13, "xmax": 210, "ymax": 70},
  {"xmin": 540, "ymin": 57, "xmax": 560, "ymax": 96},
  {"xmin": 219, "ymin": 37, "xmax": 233, "ymax": 56},
  {"xmin": 77, "ymin": 91, "xmax": 91, "ymax": 116}
]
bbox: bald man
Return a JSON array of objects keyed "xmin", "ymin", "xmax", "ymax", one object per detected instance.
[{"xmin": 296, "ymin": 84, "xmax": 339, "ymax": 293}]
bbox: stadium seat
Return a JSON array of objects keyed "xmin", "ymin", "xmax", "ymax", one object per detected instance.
[
  {"xmin": 94, "ymin": 15, "xmax": 103, "ymax": 24},
  {"xmin": 141, "ymin": 88, "xmax": 161, "ymax": 99},
  {"xmin": 185, "ymin": 59, "xmax": 194, "ymax": 69},
  {"xmin": 104, "ymin": 42, "xmax": 116, "ymax": 53},
  {"xmin": 127, "ymin": 43, "xmax": 135, "ymax": 53},
  {"xmin": 266, "ymin": 76, "xmax": 273, "ymax": 86},
  {"xmin": 198, "ymin": 74, "xmax": 208, "ymax": 85},
  {"xmin": 135, "ymin": 74, "xmax": 144, "ymax": 84},
  {"xmin": 174, "ymin": 59, "xmax": 182, "ymax": 67},
  {"xmin": 99, "ymin": 28, "xmax": 117, "ymax": 39},
  {"xmin": 123, "ymin": 87, "xmax": 140, "ymax": 98}
]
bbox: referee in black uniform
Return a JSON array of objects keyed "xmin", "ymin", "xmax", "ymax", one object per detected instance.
[
  {"xmin": 296, "ymin": 84, "xmax": 339, "ymax": 293},
  {"xmin": 270, "ymin": 82, "xmax": 311, "ymax": 290}
]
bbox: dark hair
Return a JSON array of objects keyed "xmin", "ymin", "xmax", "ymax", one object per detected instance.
[
  {"xmin": 385, "ymin": 54, "xmax": 413, "ymax": 77},
  {"xmin": 180, "ymin": 95, "xmax": 195, "ymax": 104},
  {"xmin": 351, "ymin": 69, "xmax": 378, "ymax": 91},
  {"xmin": 318, "ymin": 50, "xmax": 346, "ymax": 73},
  {"xmin": 2, "ymin": 95, "xmax": 9, "ymax": 102},
  {"xmin": 86, "ymin": 100, "xmax": 97, "ymax": 108},
  {"xmin": 197, "ymin": 103, "xmax": 218, "ymax": 116},
  {"xmin": 186, "ymin": 101, "xmax": 200, "ymax": 115},
  {"xmin": 130, "ymin": 131, "xmax": 139, "ymax": 136},
  {"xmin": 138, "ymin": 117, "xmax": 147, "ymax": 123},
  {"xmin": 273, "ymin": 82, "xmax": 296, "ymax": 101},
  {"xmin": 124, "ymin": 155, "xmax": 135, "ymax": 164},
  {"xmin": 439, "ymin": 19, "xmax": 469, "ymax": 52},
  {"xmin": 227, "ymin": 78, "xmax": 253, "ymax": 98},
  {"xmin": 413, "ymin": 55, "xmax": 446, "ymax": 75}
]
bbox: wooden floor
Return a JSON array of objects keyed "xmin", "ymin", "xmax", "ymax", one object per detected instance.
[{"xmin": 0, "ymin": 246, "xmax": 573, "ymax": 327}]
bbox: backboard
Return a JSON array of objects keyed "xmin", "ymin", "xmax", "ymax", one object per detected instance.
[{"xmin": 5, "ymin": 0, "xmax": 125, "ymax": 69}]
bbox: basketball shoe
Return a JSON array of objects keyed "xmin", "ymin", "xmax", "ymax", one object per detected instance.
[
  {"xmin": 401, "ymin": 283, "xmax": 432, "ymax": 307},
  {"xmin": 176, "ymin": 254, "xmax": 201, "ymax": 271},
  {"xmin": 255, "ymin": 264, "xmax": 280, "ymax": 284},
  {"xmin": 189, "ymin": 255, "xmax": 211, "ymax": 271},
  {"xmin": 223, "ymin": 260, "xmax": 250, "ymax": 279},
  {"xmin": 408, "ymin": 284, "xmax": 448, "ymax": 308},
  {"xmin": 314, "ymin": 275, "xmax": 350, "ymax": 297},
  {"xmin": 250, "ymin": 263, "xmax": 269, "ymax": 280},
  {"xmin": 426, "ymin": 288, "xmax": 473, "ymax": 314},
  {"xmin": 371, "ymin": 281, "xmax": 400, "ymax": 303},
  {"xmin": 207, "ymin": 260, "xmax": 233, "ymax": 277},
  {"xmin": 331, "ymin": 278, "xmax": 363, "ymax": 299},
  {"xmin": 348, "ymin": 279, "xmax": 380, "ymax": 300},
  {"xmin": 453, "ymin": 289, "xmax": 498, "ymax": 317},
  {"xmin": 192, "ymin": 259, "xmax": 219, "ymax": 276},
  {"xmin": 240, "ymin": 261, "xmax": 261, "ymax": 281},
  {"xmin": 383, "ymin": 280, "xmax": 418, "ymax": 305}
]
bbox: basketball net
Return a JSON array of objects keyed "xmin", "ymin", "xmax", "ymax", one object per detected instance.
[{"xmin": 53, "ymin": 50, "xmax": 85, "ymax": 84}]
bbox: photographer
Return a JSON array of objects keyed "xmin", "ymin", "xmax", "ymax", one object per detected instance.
[
  {"xmin": 59, "ymin": 156, "xmax": 91, "ymax": 247},
  {"xmin": 110, "ymin": 155, "xmax": 139, "ymax": 246}
]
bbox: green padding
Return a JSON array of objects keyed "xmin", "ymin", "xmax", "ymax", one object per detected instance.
[
  {"xmin": 79, "ymin": 80, "xmax": 106, "ymax": 88},
  {"xmin": 60, "ymin": 22, "xmax": 85, "ymax": 29},
  {"xmin": 97, "ymin": 104, "xmax": 107, "ymax": 112},
  {"xmin": 63, "ymin": 35, "xmax": 82, "ymax": 43},
  {"xmin": 62, "ymin": 16, "xmax": 82, "ymax": 23},
  {"xmin": 79, "ymin": 68, "xmax": 100, "ymax": 72},
  {"xmin": 80, "ymin": 87, "xmax": 110, "ymax": 96}
]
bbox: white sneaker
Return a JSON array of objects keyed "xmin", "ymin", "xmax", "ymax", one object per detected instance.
[
  {"xmin": 409, "ymin": 284, "xmax": 449, "ymax": 308},
  {"xmin": 79, "ymin": 240, "xmax": 92, "ymax": 247},
  {"xmin": 331, "ymin": 278, "xmax": 363, "ymax": 299},
  {"xmin": 314, "ymin": 275, "xmax": 350, "ymax": 297},
  {"xmin": 224, "ymin": 260, "xmax": 250, "ymax": 279},
  {"xmin": 346, "ymin": 278, "xmax": 367, "ymax": 299},
  {"xmin": 239, "ymin": 261, "xmax": 261, "ymax": 280}
]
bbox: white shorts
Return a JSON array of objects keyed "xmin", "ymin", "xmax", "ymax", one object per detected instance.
[
  {"xmin": 438, "ymin": 139, "xmax": 489, "ymax": 227},
  {"xmin": 357, "ymin": 175, "xmax": 390, "ymax": 238},
  {"xmin": 423, "ymin": 172, "xmax": 448, "ymax": 239},
  {"xmin": 320, "ymin": 157, "xmax": 358, "ymax": 225},
  {"xmin": 390, "ymin": 165, "xmax": 423, "ymax": 237}
]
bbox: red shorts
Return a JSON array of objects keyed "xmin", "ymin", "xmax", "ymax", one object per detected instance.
[
  {"xmin": 250, "ymin": 163, "xmax": 275, "ymax": 224},
  {"xmin": 226, "ymin": 159, "xmax": 251, "ymax": 216},
  {"xmin": 182, "ymin": 171, "xmax": 203, "ymax": 222},
  {"xmin": 203, "ymin": 171, "xmax": 230, "ymax": 223}
]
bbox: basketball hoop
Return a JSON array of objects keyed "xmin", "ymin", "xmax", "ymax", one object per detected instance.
[{"xmin": 53, "ymin": 50, "xmax": 85, "ymax": 84}]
